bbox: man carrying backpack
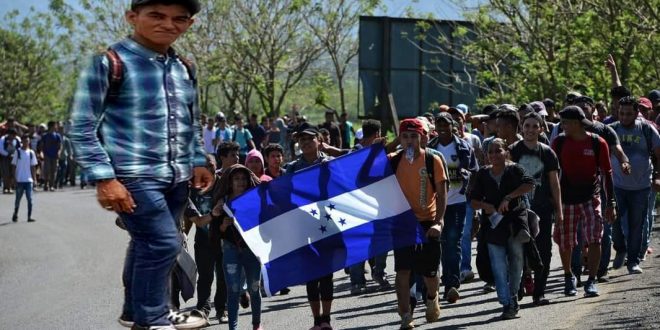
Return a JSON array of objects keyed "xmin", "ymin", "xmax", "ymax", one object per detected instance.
[
  {"xmin": 552, "ymin": 106, "xmax": 616, "ymax": 298},
  {"xmin": 389, "ymin": 118, "xmax": 448, "ymax": 330},
  {"xmin": 427, "ymin": 112, "xmax": 478, "ymax": 304},
  {"xmin": 68, "ymin": 1, "xmax": 213, "ymax": 329},
  {"xmin": 608, "ymin": 96, "xmax": 660, "ymax": 274}
]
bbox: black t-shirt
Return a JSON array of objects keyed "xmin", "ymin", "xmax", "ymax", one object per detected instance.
[
  {"xmin": 509, "ymin": 141, "xmax": 560, "ymax": 212},
  {"xmin": 320, "ymin": 122, "xmax": 342, "ymax": 148},
  {"xmin": 589, "ymin": 121, "xmax": 619, "ymax": 147}
]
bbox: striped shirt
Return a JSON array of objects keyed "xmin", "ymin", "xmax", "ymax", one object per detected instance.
[{"xmin": 68, "ymin": 38, "xmax": 206, "ymax": 183}]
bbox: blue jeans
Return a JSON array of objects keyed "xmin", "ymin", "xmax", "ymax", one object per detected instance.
[
  {"xmin": 460, "ymin": 203, "xmax": 475, "ymax": 272},
  {"xmin": 223, "ymin": 241, "xmax": 262, "ymax": 330},
  {"xmin": 349, "ymin": 254, "xmax": 387, "ymax": 285},
  {"xmin": 488, "ymin": 238, "xmax": 524, "ymax": 306},
  {"xmin": 441, "ymin": 202, "xmax": 466, "ymax": 292},
  {"xmin": 14, "ymin": 182, "xmax": 33, "ymax": 218},
  {"xmin": 119, "ymin": 178, "xmax": 189, "ymax": 327},
  {"xmin": 642, "ymin": 191, "xmax": 656, "ymax": 257},
  {"xmin": 612, "ymin": 187, "xmax": 650, "ymax": 267}
]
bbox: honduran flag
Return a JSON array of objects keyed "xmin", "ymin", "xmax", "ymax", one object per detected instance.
[{"xmin": 225, "ymin": 144, "xmax": 424, "ymax": 296}]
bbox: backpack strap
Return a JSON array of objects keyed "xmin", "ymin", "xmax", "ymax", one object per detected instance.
[
  {"xmin": 424, "ymin": 148, "xmax": 436, "ymax": 194},
  {"xmin": 590, "ymin": 133, "xmax": 600, "ymax": 169},
  {"xmin": 105, "ymin": 48, "xmax": 123, "ymax": 103},
  {"xmin": 178, "ymin": 56, "xmax": 197, "ymax": 86},
  {"xmin": 555, "ymin": 135, "xmax": 566, "ymax": 165},
  {"xmin": 390, "ymin": 150, "xmax": 403, "ymax": 174}
]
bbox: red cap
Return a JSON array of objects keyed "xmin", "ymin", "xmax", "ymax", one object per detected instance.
[
  {"xmin": 399, "ymin": 118, "xmax": 425, "ymax": 136},
  {"xmin": 639, "ymin": 97, "xmax": 653, "ymax": 110}
]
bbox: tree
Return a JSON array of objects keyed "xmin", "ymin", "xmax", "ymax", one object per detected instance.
[
  {"xmin": 224, "ymin": 0, "xmax": 324, "ymax": 118},
  {"xmin": 416, "ymin": 0, "xmax": 660, "ymax": 107},
  {"xmin": 304, "ymin": 0, "xmax": 381, "ymax": 114},
  {"xmin": 0, "ymin": 2, "xmax": 80, "ymax": 123}
]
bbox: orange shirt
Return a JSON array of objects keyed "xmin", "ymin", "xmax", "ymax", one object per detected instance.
[{"xmin": 389, "ymin": 150, "xmax": 447, "ymax": 221}]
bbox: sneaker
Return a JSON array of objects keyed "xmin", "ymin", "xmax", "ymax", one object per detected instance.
[
  {"xmin": 217, "ymin": 310, "xmax": 228, "ymax": 323},
  {"xmin": 564, "ymin": 276, "xmax": 577, "ymax": 296},
  {"xmin": 399, "ymin": 312, "xmax": 415, "ymax": 330},
  {"xmin": 460, "ymin": 270, "xmax": 475, "ymax": 283},
  {"xmin": 240, "ymin": 291, "xmax": 251, "ymax": 309},
  {"xmin": 500, "ymin": 305, "xmax": 517, "ymax": 320},
  {"xmin": 372, "ymin": 273, "xmax": 392, "ymax": 290},
  {"xmin": 166, "ymin": 310, "xmax": 208, "ymax": 329},
  {"xmin": 189, "ymin": 310, "xmax": 209, "ymax": 327},
  {"xmin": 532, "ymin": 296, "xmax": 550, "ymax": 306},
  {"xmin": 583, "ymin": 280, "xmax": 599, "ymax": 298},
  {"xmin": 12, "ymin": 214, "xmax": 17, "ymax": 222},
  {"xmin": 131, "ymin": 325, "xmax": 176, "ymax": 330},
  {"xmin": 483, "ymin": 283, "xmax": 496, "ymax": 293},
  {"xmin": 319, "ymin": 322, "xmax": 333, "ymax": 330},
  {"xmin": 27, "ymin": 218, "xmax": 36, "ymax": 223},
  {"xmin": 612, "ymin": 251, "xmax": 627, "ymax": 269},
  {"xmin": 118, "ymin": 312, "xmax": 134, "ymax": 327},
  {"xmin": 253, "ymin": 325, "xmax": 264, "ymax": 330},
  {"xmin": 425, "ymin": 295, "xmax": 441, "ymax": 322},
  {"xmin": 350, "ymin": 284, "xmax": 366, "ymax": 295},
  {"xmin": 446, "ymin": 287, "xmax": 460, "ymax": 304},
  {"xmin": 628, "ymin": 264, "xmax": 643, "ymax": 274}
]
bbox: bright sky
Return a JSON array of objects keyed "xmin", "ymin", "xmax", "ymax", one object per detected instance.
[{"xmin": 0, "ymin": 0, "xmax": 474, "ymax": 21}]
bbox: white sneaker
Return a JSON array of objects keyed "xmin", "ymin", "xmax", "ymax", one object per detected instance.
[
  {"xmin": 167, "ymin": 310, "xmax": 208, "ymax": 329},
  {"xmin": 629, "ymin": 264, "xmax": 643, "ymax": 274}
]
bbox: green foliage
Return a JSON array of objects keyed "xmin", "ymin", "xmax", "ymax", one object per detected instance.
[{"xmin": 450, "ymin": 0, "xmax": 660, "ymax": 108}]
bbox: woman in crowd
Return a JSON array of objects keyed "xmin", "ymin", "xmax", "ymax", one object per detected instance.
[
  {"xmin": 212, "ymin": 165, "xmax": 264, "ymax": 330},
  {"xmin": 470, "ymin": 138, "xmax": 534, "ymax": 320}
]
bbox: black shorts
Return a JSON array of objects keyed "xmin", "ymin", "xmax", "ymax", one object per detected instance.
[{"xmin": 394, "ymin": 221, "xmax": 441, "ymax": 277}]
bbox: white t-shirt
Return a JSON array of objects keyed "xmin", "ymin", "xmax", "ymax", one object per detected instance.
[
  {"xmin": 11, "ymin": 149, "xmax": 37, "ymax": 183},
  {"xmin": 435, "ymin": 141, "xmax": 466, "ymax": 205},
  {"xmin": 202, "ymin": 126, "xmax": 217, "ymax": 154}
]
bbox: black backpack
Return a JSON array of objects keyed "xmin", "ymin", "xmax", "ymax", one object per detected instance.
[
  {"xmin": 554, "ymin": 133, "xmax": 601, "ymax": 168},
  {"xmin": 390, "ymin": 148, "xmax": 438, "ymax": 193}
]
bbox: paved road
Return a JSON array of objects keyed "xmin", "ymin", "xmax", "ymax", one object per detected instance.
[{"xmin": 1, "ymin": 187, "xmax": 658, "ymax": 329}]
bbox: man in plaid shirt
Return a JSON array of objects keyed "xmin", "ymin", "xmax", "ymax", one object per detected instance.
[{"xmin": 68, "ymin": 1, "xmax": 213, "ymax": 329}]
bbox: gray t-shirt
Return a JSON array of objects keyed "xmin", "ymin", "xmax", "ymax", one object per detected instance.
[{"xmin": 610, "ymin": 119, "xmax": 660, "ymax": 190}]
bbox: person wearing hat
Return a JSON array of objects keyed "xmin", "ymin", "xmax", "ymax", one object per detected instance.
[
  {"xmin": 68, "ymin": 0, "xmax": 212, "ymax": 329},
  {"xmin": 427, "ymin": 112, "xmax": 478, "ymax": 303},
  {"xmin": 638, "ymin": 97, "xmax": 656, "ymax": 125},
  {"xmin": 388, "ymin": 118, "xmax": 448, "ymax": 329},
  {"xmin": 552, "ymin": 95, "xmax": 631, "ymax": 283},
  {"xmin": 551, "ymin": 106, "xmax": 616, "ymax": 299},
  {"xmin": 283, "ymin": 126, "xmax": 337, "ymax": 330}
]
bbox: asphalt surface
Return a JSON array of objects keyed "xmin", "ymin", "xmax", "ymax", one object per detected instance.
[{"xmin": 1, "ymin": 186, "xmax": 658, "ymax": 330}]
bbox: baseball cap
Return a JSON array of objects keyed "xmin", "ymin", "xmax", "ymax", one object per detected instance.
[
  {"xmin": 131, "ymin": 0, "xmax": 201, "ymax": 15},
  {"xmin": 399, "ymin": 118, "xmax": 425, "ymax": 136},
  {"xmin": 530, "ymin": 101, "xmax": 548, "ymax": 116},
  {"xmin": 559, "ymin": 105, "xmax": 592, "ymax": 126},
  {"xmin": 447, "ymin": 107, "xmax": 465, "ymax": 120},
  {"xmin": 435, "ymin": 112, "xmax": 454, "ymax": 126},
  {"xmin": 639, "ymin": 97, "xmax": 653, "ymax": 110},
  {"xmin": 456, "ymin": 104, "xmax": 469, "ymax": 114},
  {"xmin": 565, "ymin": 91, "xmax": 582, "ymax": 104},
  {"xmin": 438, "ymin": 104, "xmax": 450, "ymax": 113},
  {"xmin": 298, "ymin": 126, "xmax": 320, "ymax": 137},
  {"xmin": 648, "ymin": 90, "xmax": 660, "ymax": 105},
  {"xmin": 574, "ymin": 95, "xmax": 594, "ymax": 106}
]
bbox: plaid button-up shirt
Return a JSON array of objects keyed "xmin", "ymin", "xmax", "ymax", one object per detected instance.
[{"xmin": 68, "ymin": 38, "xmax": 206, "ymax": 183}]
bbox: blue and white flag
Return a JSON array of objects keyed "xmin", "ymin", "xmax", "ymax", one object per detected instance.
[{"xmin": 226, "ymin": 144, "xmax": 424, "ymax": 295}]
